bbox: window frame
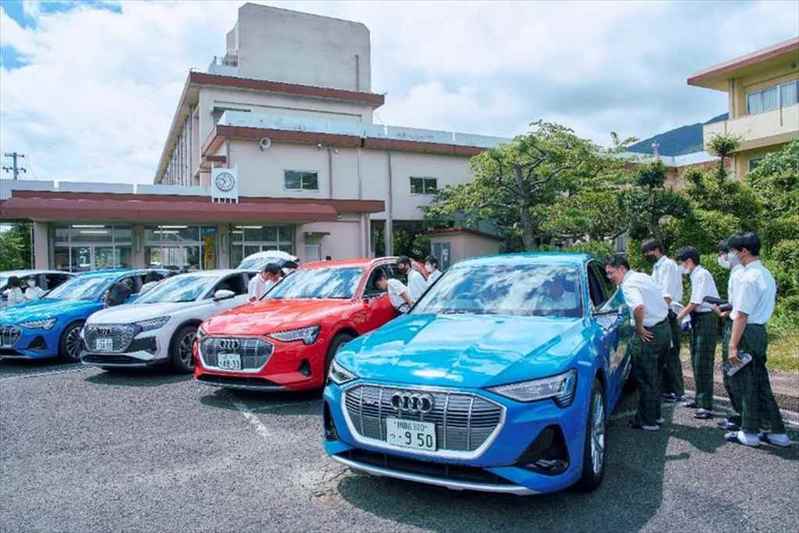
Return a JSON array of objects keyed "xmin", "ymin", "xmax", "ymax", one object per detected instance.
[
  {"xmin": 284, "ymin": 170, "xmax": 319, "ymax": 192},
  {"xmin": 410, "ymin": 176, "xmax": 438, "ymax": 195},
  {"xmin": 746, "ymin": 79, "xmax": 799, "ymax": 115}
]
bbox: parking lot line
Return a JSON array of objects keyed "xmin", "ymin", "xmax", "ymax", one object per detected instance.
[{"xmin": 232, "ymin": 400, "xmax": 272, "ymax": 441}]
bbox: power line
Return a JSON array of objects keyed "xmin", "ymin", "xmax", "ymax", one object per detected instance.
[{"xmin": 2, "ymin": 152, "xmax": 27, "ymax": 180}]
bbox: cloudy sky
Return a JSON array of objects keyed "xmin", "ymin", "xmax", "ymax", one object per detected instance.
[{"xmin": 0, "ymin": 0, "xmax": 796, "ymax": 183}]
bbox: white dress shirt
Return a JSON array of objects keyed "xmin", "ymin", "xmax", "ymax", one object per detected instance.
[
  {"xmin": 688, "ymin": 265, "xmax": 719, "ymax": 313},
  {"xmin": 407, "ymin": 269, "xmax": 428, "ymax": 302},
  {"xmin": 387, "ymin": 279, "xmax": 410, "ymax": 311},
  {"xmin": 731, "ymin": 260, "xmax": 776, "ymax": 325},
  {"xmin": 24, "ymin": 286, "xmax": 46, "ymax": 301},
  {"xmin": 621, "ymin": 271, "xmax": 669, "ymax": 327},
  {"xmin": 651, "ymin": 255, "xmax": 683, "ymax": 311},
  {"xmin": 427, "ymin": 269, "xmax": 443, "ymax": 286},
  {"xmin": 3, "ymin": 287, "xmax": 25, "ymax": 307},
  {"xmin": 727, "ymin": 264, "xmax": 745, "ymax": 308},
  {"xmin": 248, "ymin": 276, "xmax": 274, "ymax": 300}
]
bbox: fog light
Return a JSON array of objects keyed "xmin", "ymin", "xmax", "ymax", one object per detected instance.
[
  {"xmin": 515, "ymin": 425, "xmax": 569, "ymax": 475},
  {"xmin": 323, "ymin": 402, "xmax": 338, "ymax": 441}
]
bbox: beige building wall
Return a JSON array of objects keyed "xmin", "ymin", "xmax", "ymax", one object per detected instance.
[{"xmin": 429, "ymin": 232, "xmax": 502, "ymax": 266}]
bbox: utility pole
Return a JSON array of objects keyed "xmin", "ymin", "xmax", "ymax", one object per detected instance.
[{"xmin": 2, "ymin": 152, "xmax": 27, "ymax": 180}]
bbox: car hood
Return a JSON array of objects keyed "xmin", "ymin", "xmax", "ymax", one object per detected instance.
[
  {"xmin": 336, "ymin": 313, "xmax": 589, "ymax": 388},
  {"xmin": 0, "ymin": 298, "xmax": 100, "ymax": 324},
  {"xmin": 87, "ymin": 301, "xmax": 195, "ymax": 325},
  {"xmin": 202, "ymin": 298, "xmax": 353, "ymax": 335}
]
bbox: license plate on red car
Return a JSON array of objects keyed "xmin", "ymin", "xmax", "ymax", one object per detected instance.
[
  {"xmin": 386, "ymin": 418, "xmax": 436, "ymax": 451},
  {"xmin": 217, "ymin": 352, "xmax": 241, "ymax": 370}
]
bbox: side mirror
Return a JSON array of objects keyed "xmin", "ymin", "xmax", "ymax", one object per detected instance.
[{"xmin": 213, "ymin": 289, "xmax": 236, "ymax": 301}]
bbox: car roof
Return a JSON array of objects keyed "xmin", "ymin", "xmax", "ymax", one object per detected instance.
[
  {"xmin": 77, "ymin": 268, "xmax": 161, "ymax": 279},
  {"xmin": 456, "ymin": 252, "xmax": 592, "ymax": 268},
  {"xmin": 0, "ymin": 270, "xmax": 72, "ymax": 277},
  {"xmin": 167, "ymin": 269, "xmax": 252, "ymax": 279},
  {"xmin": 300, "ymin": 257, "xmax": 400, "ymax": 270}
]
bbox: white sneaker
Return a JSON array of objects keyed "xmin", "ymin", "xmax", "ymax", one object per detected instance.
[
  {"xmin": 725, "ymin": 430, "xmax": 760, "ymax": 447},
  {"xmin": 656, "ymin": 417, "xmax": 665, "ymax": 425},
  {"xmin": 642, "ymin": 424, "xmax": 660, "ymax": 431},
  {"xmin": 759, "ymin": 432, "xmax": 792, "ymax": 447}
]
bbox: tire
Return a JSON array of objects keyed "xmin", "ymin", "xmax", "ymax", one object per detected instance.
[
  {"xmin": 169, "ymin": 325, "xmax": 198, "ymax": 373},
  {"xmin": 575, "ymin": 379, "xmax": 606, "ymax": 492},
  {"xmin": 59, "ymin": 321, "xmax": 84, "ymax": 363},
  {"xmin": 324, "ymin": 332, "xmax": 355, "ymax": 379}
]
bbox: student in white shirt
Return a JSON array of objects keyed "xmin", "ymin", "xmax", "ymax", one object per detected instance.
[
  {"xmin": 398, "ymin": 255, "xmax": 427, "ymax": 302},
  {"xmin": 641, "ymin": 239, "xmax": 685, "ymax": 403},
  {"xmin": 24, "ymin": 277, "xmax": 46, "ymax": 301},
  {"xmin": 724, "ymin": 232, "xmax": 789, "ymax": 448},
  {"xmin": 3, "ymin": 276, "xmax": 26, "ymax": 307},
  {"xmin": 605, "ymin": 255, "xmax": 670, "ymax": 431},
  {"xmin": 714, "ymin": 239, "xmax": 746, "ymax": 431},
  {"xmin": 248, "ymin": 264, "xmax": 281, "ymax": 302},
  {"xmin": 424, "ymin": 256, "xmax": 443, "ymax": 287},
  {"xmin": 675, "ymin": 246, "xmax": 719, "ymax": 419},
  {"xmin": 375, "ymin": 270, "xmax": 412, "ymax": 313}
]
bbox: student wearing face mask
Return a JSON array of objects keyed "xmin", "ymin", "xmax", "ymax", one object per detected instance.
[
  {"xmin": 3, "ymin": 276, "xmax": 26, "ymax": 307},
  {"xmin": 714, "ymin": 239, "xmax": 746, "ymax": 431},
  {"xmin": 641, "ymin": 239, "xmax": 685, "ymax": 403},
  {"xmin": 724, "ymin": 232, "xmax": 789, "ymax": 448},
  {"xmin": 675, "ymin": 246, "xmax": 720, "ymax": 419},
  {"xmin": 424, "ymin": 255, "xmax": 442, "ymax": 286},
  {"xmin": 398, "ymin": 255, "xmax": 427, "ymax": 303},
  {"xmin": 24, "ymin": 277, "xmax": 45, "ymax": 301}
]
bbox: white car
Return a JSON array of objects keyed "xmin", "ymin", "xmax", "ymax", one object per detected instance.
[{"xmin": 80, "ymin": 270, "xmax": 254, "ymax": 372}]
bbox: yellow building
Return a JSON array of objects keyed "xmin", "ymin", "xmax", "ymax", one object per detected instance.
[{"xmin": 688, "ymin": 37, "xmax": 798, "ymax": 179}]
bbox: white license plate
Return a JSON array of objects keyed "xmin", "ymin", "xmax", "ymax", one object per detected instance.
[
  {"xmin": 217, "ymin": 352, "xmax": 241, "ymax": 371},
  {"xmin": 95, "ymin": 338, "xmax": 113, "ymax": 352},
  {"xmin": 386, "ymin": 418, "xmax": 437, "ymax": 451}
]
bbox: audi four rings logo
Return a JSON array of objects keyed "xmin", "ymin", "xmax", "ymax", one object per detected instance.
[
  {"xmin": 217, "ymin": 339, "xmax": 241, "ymax": 351},
  {"xmin": 391, "ymin": 392, "xmax": 435, "ymax": 414}
]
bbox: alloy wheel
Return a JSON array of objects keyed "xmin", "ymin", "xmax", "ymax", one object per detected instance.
[
  {"xmin": 178, "ymin": 330, "xmax": 195, "ymax": 369},
  {"xmin": 65, "ymin": 326, "xmax": 83, "ymax": 361},
  {"xmin": 590, "ymin": 391, "xmax": 606, "ymax": 475}
]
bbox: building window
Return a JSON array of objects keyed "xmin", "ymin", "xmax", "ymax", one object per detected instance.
[
  {"xmin": 747, "ymin": 80, "xmax": 798, "ymax": 115},
  {"xmin": 144, "ymin": 225, "xmax": 217, "ymax": 270},
  {"xmin": 230, "ymin": 225, "xmax": 294, "ymax": 267},
  {"xmin": 410, "ymin": 177, "xmax": 438, "ymax": 195},
  {"xmin": 53, "ymin": 224, "xmax": 133, "ymax": 272},
  {"xmin": 748, "ymin": 157, "xmax": 764, "ymax": 172},
  {"xmin": 284, "ymin": 170, "xmax": 318, "ymax": 191}
]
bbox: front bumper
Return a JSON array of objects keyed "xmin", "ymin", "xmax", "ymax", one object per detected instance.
[
  {"xmin": 0, "ymin": 324, "xmax": 59, "ymax": 359},
  {"xmin": 323, "ymin": 379, "xmax": 591, "ymax": 495},
  {"xmin": 80, "ymin": 334, "xmax": 164, "ymax": 367},
  {"xmin": 193, "ymin": 335, "xmax": 327, "ymax": 392}
]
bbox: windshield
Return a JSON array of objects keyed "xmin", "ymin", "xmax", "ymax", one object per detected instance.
[
  {"xmin": 135, "ymin": 274, "xmax": 214, "ymax": 304},
  {"xmin": 46, "ymin": 275, "xmax": 113, "ymax": 301},
  {"xmin": 238, "ymin": 256, "xmax": 269, "ymax": 270},
  {"xmin": 267, "ymin": 267, "xmax": 363, "ymax": 300},
  {"xmin": 412, "ymin": 264, "xmax": 583, "ymax": 317}
]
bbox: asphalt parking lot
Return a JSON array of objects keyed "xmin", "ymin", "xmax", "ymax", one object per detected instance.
[{"xmin": 1, "ymin": 359, "xmax": 798, "ymax": 533}]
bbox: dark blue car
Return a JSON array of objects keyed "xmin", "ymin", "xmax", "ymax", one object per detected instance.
[
  {"xmin": 324, "ymin": 253, "xmax": 633, "ymax": 495},
  {"xmin": 0, "ymin": 269, "xmax": 167, "ymax": 362}
]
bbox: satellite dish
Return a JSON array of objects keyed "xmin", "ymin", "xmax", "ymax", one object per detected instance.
[{"xmin": 258, "ymin": 137, "xmax": 272, "ymax": 151}]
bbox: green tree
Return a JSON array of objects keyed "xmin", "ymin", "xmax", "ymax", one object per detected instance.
[
  {"xmin": 746, "ymin": 139, "xmax": 799, "ymax": 248},
  {"xmin": 0, "ymin": 224, "xmax": 31, "ymax": 270},
  {"xmin": 426, "ymin": 121, "xmax": 621, "ymax": 250},
  {"xmin": 706, "ymin": 133, "xmax": 741, "ymax": 182}
]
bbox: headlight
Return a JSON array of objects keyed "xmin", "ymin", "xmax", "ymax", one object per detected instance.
[
  {"xmin": 134, "ymin": 316, "xmax": 171, "ymax": 332},
  {"xmin": 270, "ymin": 325, "xmax": 320, "ymax": 345},
  {"xmin": 20, "ymin": 318, "xmax": 56, "ymax": 330},
  {"xmin": 488, "ymin": 369, "xmax": 577, "ymax": 406},
  {"xmin": 328, "ymin": 358, "xmax": 357, "ymax": 385}
]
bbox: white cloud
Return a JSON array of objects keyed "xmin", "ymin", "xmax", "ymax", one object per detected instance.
[{"xmin": 0, "ymin": 1, "xmax": 796, "ymax": 183}]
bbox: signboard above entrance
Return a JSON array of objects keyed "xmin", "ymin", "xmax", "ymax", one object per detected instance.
[{"xmin": 211, "ymin": 166, "xmax": 239, "ymax": 203}]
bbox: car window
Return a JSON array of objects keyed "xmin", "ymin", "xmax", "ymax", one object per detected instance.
[
  {"xmin": 268, "ymin": 266, "xmax": 364, "ymax": 300},
  {"xmin": 364, "ymin": 263, "xmax": 396, "ymax": 296},
  {"xmin": 413, "ymin": 264, "xmax": 582, "ymax": 318},
  {"xmin": 47, "ymin": 275, "xmax": 112, "ymax": 301},
  {"xmin": 211, "ymin": 274, "xmax": 248, "ymax": 296},
  {"xmin": 586, "ymin": 263, "xmax": 607, "ymax": 309},
  {"xmin": 137, "ymin": 274, "xmax": 215, "ymax": 303}
]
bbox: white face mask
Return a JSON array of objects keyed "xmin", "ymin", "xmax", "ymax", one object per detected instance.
[
  {"xmin": 424, "ymin": 263, "xmax": 434, "ymax": 274},
  {"xmin": 727, "ymin": 251, "xmax": 741, "ymax": 267},
  {"xmin": 27, "ymin": 280, "xmax": 36, "ymax": 287},
  {"xmin": 680, "ymin": 264, "xmax": 690, "ymax": 275},
  {"xmin": 717, "ymin": 255, "xmax": 730, "ymax": 270}
]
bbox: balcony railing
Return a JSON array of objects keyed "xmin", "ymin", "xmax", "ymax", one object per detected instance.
[
  {"xmin": 704, "ymin": 104, "xmax": 798, "ymax": 151},
  {"xmin": 208, "ymin": 54, "xmax": 239, "ymax": 76}
]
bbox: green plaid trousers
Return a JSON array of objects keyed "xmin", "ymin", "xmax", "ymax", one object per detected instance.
[
  {"xmin": 661, "ymin": 312, "xmax": 685, "ymax": 396},
  {"xmin": 720, "ymin": 319, "xmax": 744, "ymax": 420},
  {"xmin": 630, "ymin": 320, "xmax": 671, "ymax": 426},
  {"xmin": 730, "ymin": 324, "xmax": 785, "ymax": 434},
  {"xmin": 690, "ymin": 312, "xmax": 718, "ymax": 410}
]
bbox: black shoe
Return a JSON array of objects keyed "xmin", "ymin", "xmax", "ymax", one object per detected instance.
[
  {"xmin": 662, "ymin": 394, "xmax": 677, "ymax": 403},
  {"xmin": 694, "ymin": 409, "xmax": 713, "ymax": 419},
  {"xmin": 629, "ymin": 420, "xmax": 660, "ymax": 431}
]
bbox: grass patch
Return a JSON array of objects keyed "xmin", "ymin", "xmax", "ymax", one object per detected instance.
[{"xmin": 766, "ymin": 310, "xmax": 799, "ymax": 373}]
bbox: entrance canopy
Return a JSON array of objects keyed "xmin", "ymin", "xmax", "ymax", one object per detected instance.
[{"xmin": 0, "ymin": 191, "xmax": 384, "ymax": 224}]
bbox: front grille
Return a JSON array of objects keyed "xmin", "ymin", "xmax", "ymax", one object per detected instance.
[
  {"xmin": 336, "ymin": 449, "xmax": 513, "ymax": 485},
  {"xmin": 0, "ymin": 325, "xmax": 21, "ymax": 349},
  {"xmin": 344, "ymin": 385, "xmax": 504, "ymax": 455},
  {"xmin": 200, "ymin": 337, "xmax": 273, "ymax": 371},
  {"xmin": 84, "ymin": 324, "xmax": 136, "ymax": 353},
  {"xmin": 82, "ymin": 354, "xmax": 149, "ymax": 365}
]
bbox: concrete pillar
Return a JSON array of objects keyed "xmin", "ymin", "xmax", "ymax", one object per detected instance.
[
  {"xmin": 385, "ymin": 151, "xmax": 394, "ymax": 256},
  {"xmin": 32, "ymin": 222, "xmax": 49, "ymax": 269},
  {"xmin": 132, "ymin": 225, "xmax": 145, "ymax": 267}
]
